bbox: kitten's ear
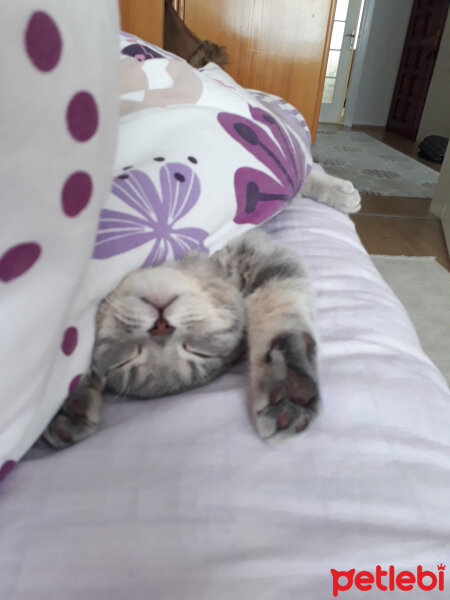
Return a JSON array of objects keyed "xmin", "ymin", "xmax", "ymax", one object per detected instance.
[{"xmin": 42, "ymin": 369, "xmax": 105, "ymax": 449}]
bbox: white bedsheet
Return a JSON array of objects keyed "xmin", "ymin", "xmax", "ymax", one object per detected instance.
[{"xmin": 1, "ymin": 197, "xmax": 449, "ymax": 600}]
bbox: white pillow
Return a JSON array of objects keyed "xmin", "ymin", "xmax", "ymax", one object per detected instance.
[{"xmin": 0, "ymin": 1, "xmax": 119, "ymax": 476}]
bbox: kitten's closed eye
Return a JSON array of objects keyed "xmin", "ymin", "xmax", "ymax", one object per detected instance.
[{"xmin": 108, "ymin": 345, "xmax": 142, "ymax": 372}]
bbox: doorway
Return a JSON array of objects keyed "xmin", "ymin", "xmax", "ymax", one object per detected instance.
[
  {"xmin": 386, "ymin": 0, "xmax": 450, "ymax": 140},
  {"xmin": 316, "ymin": 0, "xmax": 449, "ymax": 268},
  {"xmin": 319, "ymin": 0, "xmax": 365, "ymax": 123}
]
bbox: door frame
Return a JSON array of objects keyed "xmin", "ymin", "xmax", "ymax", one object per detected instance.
[
  {"xmin": 342, "ymin": 0, "xmax": 376, "ymax": 127},
  {"xmin": 320, "ymin": 0, "xmax": 364, "ymax": 124}
]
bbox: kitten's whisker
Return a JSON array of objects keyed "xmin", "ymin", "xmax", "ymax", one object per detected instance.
[
  {"xmin": 117, "ymin": 381, "xmax": 130, "ymax": 401},
  {"xmin": 107, "ymin": 377, "xmax": 130, "ymax": 405},
  {"xmin": 104, "ymin": 294, "xmax": 145, "ymax": 327},
  {"xmin": 178, "ymin": 313, "xmax": 204, "ymax": 323},
  {"xmin": 184, "ymin": 318, "xmax": 205, "ymax": 327}
]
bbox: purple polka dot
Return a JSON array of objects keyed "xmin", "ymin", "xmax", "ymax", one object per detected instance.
[
  {"xmin": 0, "ymin": 460, "xmax": 16, "ymax": 482},
  {"xmin": 0, "ymin": 242, "xmax": 41, "ymax": 282},
  {"xmin": 25, "ymin": 11, "xmax": 62, "ymax": 72},
  {"xmin": 174, "ymin": 172, "xmax": 185, "ymax": 182},
  {"xmin": 62, "ymin": 171, "xmax": 92, "ymax": 217},
  {"xmin": 66, "ymin": 92, "xmax": 99, "ymax": 142},
  {"xmin": 69, "ymin": 374, "xmax": 82, "ymax": 394},
  {"xmin": 62, "ymin": 327, "xmax": 78, "ymax": 356},
  {"xmin": 188, "ymin": 156, "xmax": 198, "ymax": 164}
]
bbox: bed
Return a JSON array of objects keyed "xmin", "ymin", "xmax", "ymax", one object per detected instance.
[
  {"xmin": 1, "ymin": 6, "xmax": 450, "ymax": 600},
  {"xmin": 2, "ymin": 186, "xmax": 450, "ymax": 599}
]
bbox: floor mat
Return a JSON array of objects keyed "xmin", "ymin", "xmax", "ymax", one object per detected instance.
[
  {"xmin": 372, "ymin": 254, "xmax": 450, "ymax": 383},
  {"xmin": 314, "ymin": 130, "xmax": 439, "ymax": 198}
]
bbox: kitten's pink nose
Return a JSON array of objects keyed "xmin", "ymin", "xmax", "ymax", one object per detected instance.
[{"xmin": 149, "ymin": 315, "xmax": 175, "ymax": 337}]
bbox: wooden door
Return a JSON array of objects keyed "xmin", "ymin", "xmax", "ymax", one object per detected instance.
[
  {"xmin": 119, "ymin": 0, "xmax": 164, "ymax": 46},
  {"xmin": 183, "ymin": 0, "xmax": 336, "ymax": 141},
  {"xmin": 387, "ymin": 0, "xmax": 449, "ymax": 141}
]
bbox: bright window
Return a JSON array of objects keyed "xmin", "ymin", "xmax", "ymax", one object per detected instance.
[
  {"xmin": 321, "ymin": 0, "xmax": 350, "ymax": 104},
  {"xmin": 335, "ymin": 0, "xmax": 350, "ymax": 21}
]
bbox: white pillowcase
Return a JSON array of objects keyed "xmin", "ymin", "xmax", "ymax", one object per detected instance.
[{"xmin": 0, "ymin": 1, "xmax": 119, "ymax": 475}]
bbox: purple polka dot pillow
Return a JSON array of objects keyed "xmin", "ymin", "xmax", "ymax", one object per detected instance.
[{"xmin": 0, "ymin": 2, "xmax": 119, "ymax": 476}]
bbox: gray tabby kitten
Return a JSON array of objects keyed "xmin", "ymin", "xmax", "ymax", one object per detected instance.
[{"xmin": 43, "ymin": 171, "xmax": 360, "ymax": 447}]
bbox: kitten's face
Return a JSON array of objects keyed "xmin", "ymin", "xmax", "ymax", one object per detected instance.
[{"xmin": 93, "ymin": 262, "xmax": 245, "ymax": 398}]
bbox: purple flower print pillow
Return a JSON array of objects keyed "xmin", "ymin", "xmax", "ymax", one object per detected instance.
[{"xmin": 87, "ymin": 32, "xmax": 313, "ymax": 281}]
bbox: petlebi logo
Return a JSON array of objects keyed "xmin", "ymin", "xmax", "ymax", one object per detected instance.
[{"xmin": 330, "ymin": 563, "xmax": 445, "ymax": 597}]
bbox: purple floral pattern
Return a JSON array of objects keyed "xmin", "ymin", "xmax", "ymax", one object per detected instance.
[
  {"xmin": 218, "ymin": 105, "xmax": 311, "ymax": 224},
  {"xmin": 121, "ymin": 43, "xmax": 164, "ymax": 61},
  {"xmin": 250, "ymin": 91, "xmax": 312, "ymax": 146},
  {"xmin": 120, "ymin": 32, "xmax": 183, "ymax": 62},
  {"xmin": 93, "ymin": 164, "xmax": 208, "ymax": 267}
]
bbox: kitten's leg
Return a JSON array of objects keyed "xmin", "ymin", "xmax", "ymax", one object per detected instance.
[
  {"xmin": 42, "ymin": 369, "xmax": 105, "ymax": 449},
  {"xmin": 215, "ymin": 230, "xmax": 320, "ymax": 443},
  {"xmin": 237, "ymin": 236, "xmax": 320, "ymax": 443},
  {"xmin": 301, "ymin": 169, "xmax": 361, "ymax": 214}
]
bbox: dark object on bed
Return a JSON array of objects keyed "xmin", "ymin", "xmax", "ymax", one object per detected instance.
[
  {"xmin": 418, "ymin": 135, "xmax": 448, "ymax": 163},
  {"xmin": 164, "ymin": 0, "xmax": 228, "ymax": 68}
]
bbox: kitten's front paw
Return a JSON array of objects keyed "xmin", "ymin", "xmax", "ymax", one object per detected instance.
[
  {"xmin": 334, "ymin": 180, "xmax": 361, "ymax": 213},
  {"xmin": 253, "ymin": 332, "xmax": 320, "ymax": 443},
  {"xmin": 42, "ymin": 386, "xmax": 102, "ymax": 449}
]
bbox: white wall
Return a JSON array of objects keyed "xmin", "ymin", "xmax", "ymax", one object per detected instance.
[
  {"xmin": 352, "ymin": 0, "xmax": 413, "ymax": 127},
  {"xmin": 417, "ymin": 14, "xmax": 450, "ymax": 141},
  {"xmin": 430, "ymin": 148, "xmax": 450, "ymax": 252},
  {"xmin": 430, "ymin": 148, "xmax": 450, "ymax": 218}
]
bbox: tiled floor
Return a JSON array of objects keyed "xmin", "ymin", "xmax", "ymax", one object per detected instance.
[{"xmin": 317, "ymin": 124, "xmax": 449, "ymax": 271}]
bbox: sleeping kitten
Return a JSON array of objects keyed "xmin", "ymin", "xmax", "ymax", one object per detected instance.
[{"xmin": 43, "ymin": 171, "xmax": 360, "ymax": 447}]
